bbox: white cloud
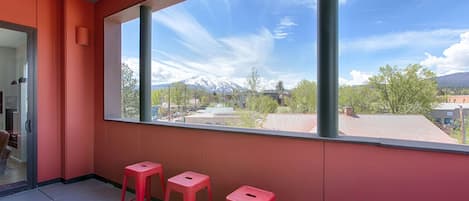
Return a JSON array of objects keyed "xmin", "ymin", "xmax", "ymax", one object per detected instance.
[
  {"xmin": 339, "ymin": 70, "xmax": 373, "ymax": 86},
  {"xmin": 420, "ymin": 32, "xmax": 469, "ymax": 75},
  {"xmin": 147, "ymin": 7, "xmax": 303, "ymax": 88},
  {"xmin": 273, "ymin": 16, "xmax": 298, "ymax": 39},
  {"xmin": 341, "ymin": 29, "xmax": 468, "ymax": 53}
]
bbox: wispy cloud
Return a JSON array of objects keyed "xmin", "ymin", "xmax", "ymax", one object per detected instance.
[
  {"xmin": 339, "ymin": 70, "xmax": 373, "ymax": 86},
  {"xmin": 341, "ymin": 29, "xmax": 469, "ymax": 53},
  {"xmin": 273, "ymin": 16, "xmax": 298, "ymax": 39},
  {"xmin": 148, "ymin": 7, "xmax": 303, "ymax": 89},
  {"xmin": 420, "ymin": 32, "xmax": 469, "ymax": 75}
]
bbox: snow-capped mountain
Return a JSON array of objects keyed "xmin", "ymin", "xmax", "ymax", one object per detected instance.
[
  {"xmin": 152, "ymin": 75, "xmax": 246, "ymax": 93},
  {"xmin": 123, "ymin": 59, "xmax": 284, "ymax": 92},
  {"xmin": 182, "ymin": 76, "xmax": 244, "ymax": 92}
]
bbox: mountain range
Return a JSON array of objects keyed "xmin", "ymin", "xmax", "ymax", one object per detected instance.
[
  {"xmin": 435, "ymin": 72, "xmax": 469, "ymax": 88},
  {"xmin": 152, "ymin": 75, "xmax": 245, "ymax": 93}
]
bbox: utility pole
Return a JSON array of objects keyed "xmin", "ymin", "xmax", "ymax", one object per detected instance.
[
  {"xmin": 460, "ymin": 105, "xmax": 466, "ymax": 144},
  {"xmin": 168, "ymin": 86, "xmax": 171, "ymax": 121}
]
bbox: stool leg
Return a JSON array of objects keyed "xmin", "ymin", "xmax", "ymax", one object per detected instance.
[
  {"xmin": 207, "ymin": 182, "xmax": 213, "ymax": 201},
  {"xmin": 164, "ymin": 185, "xmax": 171, "ymax": 201},
  {"xmin": 121, "ymin": 175, "xmax": 128, "ymax": 201},
  {"xmin": 146, "ymin": 177, "xmax": 151, "ymax": 201},
  {"xmin": 184, "ymin": 192, "xmax": 196, "ymax": 201},
  {"xmin": 136, "ymin": 175, "xmax": 146, "ymax": 201},
  {"xmin": 159, "ymin": 172, "xmax": 166, "ymax": 198}
]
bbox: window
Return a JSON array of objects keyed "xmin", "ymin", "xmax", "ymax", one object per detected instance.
[
  {"xmin": 339, "ymin": 0, "xmax": 469, "ymax": 145},
  {"xmin": 109, "ymin": 0, "xmax": 319, "ymax": 134},
  {"xmin": 104, "ymin": 0, "xmax": 469, "ymax": 149},
  {"xmin": 104, "ymin": 7, "xmax": 140, "ymax": 121}
]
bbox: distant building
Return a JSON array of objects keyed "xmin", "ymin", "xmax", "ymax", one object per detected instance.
[
  {"xmin": 431, "ymin": 103, "xmax": 469, "ymax": 126},
  {"xmin": 184, "ymin": 107, "xmax": 240, "ymax": 125},
  {"xmin": 261, "ymin": 90, "xmax": 290, "ymax": 105},
  {"xmin": 445, "ymin": 95, "xmax": 469, "ymax": 104},
  {"xmin": 263, "ymin": 111, "xmax": 457, "ymax": 144}
]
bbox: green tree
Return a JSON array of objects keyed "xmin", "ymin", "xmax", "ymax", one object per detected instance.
[
  {"xmin": 151, "ymin": 89, "xmax": 165, "ymax": 106},
  {"xmin": 368, "ymin": 64, "xmax": 438, "ymax": 114},
  {"xmin": 276, "ymin": 81, "xmax": 285, "ymax": 105},
  {"xmin": 121, "ymin": 63, "xmax": 139, "ymax": 119},
  {"xmin": 246, "ymin": 95, "xmax": 279, "ymax": 114},
  {"xmin": 287, "ymin": 80, "xmax": 317, "ymax": 113},
  {"xmin": 246, "ymin": 67, "xmax": 260, "ymax": 95},
  {"xmin": 339, "ymin": 85, "xmax": 380, "ymax": 113}
]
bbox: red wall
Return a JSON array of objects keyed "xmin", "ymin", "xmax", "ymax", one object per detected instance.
[
  {"xmin": 94, "ymin": 1, "xmax": 469, "ymax": 201},
  {"xmin": 37, "ymin": 0, "xmax": 64, "ymax": 182},
  {"xmin": 62, "ymin": 0, "xmax": 95, "ymax": 180},
  {"xmin": 0, "ymin": 0, "xmax": 95, "ymax": 182}
]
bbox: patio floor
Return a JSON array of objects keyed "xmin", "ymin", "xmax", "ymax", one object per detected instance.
[{"xmin": 0, "ymin": 179, "xmax": 134, "ymax": 201}]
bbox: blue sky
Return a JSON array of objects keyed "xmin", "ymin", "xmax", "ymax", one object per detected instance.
[{"xmin": 122, "ymin": 0, "xmax": 469, "ymax": 88}]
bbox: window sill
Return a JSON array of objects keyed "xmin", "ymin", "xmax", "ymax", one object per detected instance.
[{"xmin": 104, "ymin": 118, "xmax": 469, "ymax": 155}]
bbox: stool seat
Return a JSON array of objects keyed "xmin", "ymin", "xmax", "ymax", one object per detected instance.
[
  {"xmin": 165, "ymin": 171, "xmax": 213, "ymax": 201},
  {"xmin": 125, "ymin": 161, "xmax": 162, "ymax": 176},
  {"xmin": 121, "ymin": 161, "xmax": 165, "ymax": 201},
  {"xmin": 168, "ymin": 171, "xmax": 209, "ymax": 189},
  {"xmin": 226, "ymin": 185, "xmax": 275, "ymax": 201}
]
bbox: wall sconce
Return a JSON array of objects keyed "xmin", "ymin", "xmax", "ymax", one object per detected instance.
[{"xmin": 76, "ymin": 26, "xmax": 89, "ymax": 46}]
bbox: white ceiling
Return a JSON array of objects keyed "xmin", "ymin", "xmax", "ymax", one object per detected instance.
[{"xmin": 0, "ymin": 28, "xmax": 27, "ymax": 48}]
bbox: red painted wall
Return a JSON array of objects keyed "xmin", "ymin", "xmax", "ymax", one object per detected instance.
[
  {"xmin": 0, "ymin": 0, "xmax": 37, "ymax": 28},
  {"xmin": 94, "ymin": 1, "xmax": 469, "ymax": 201},
  {"xmin": 62, "ymin": 0, "xmax": 95, "ymax": 179},
  {"xmin": 1, "ymin": 0, "xmax": 95, "ymax": 182},
  {"xmin": 325, "ymin": 142, "xmax": 469, "ymax": 201},
  {"xmin": 37, "ymin": 0, "xmax": 64, "ymax": 182}
]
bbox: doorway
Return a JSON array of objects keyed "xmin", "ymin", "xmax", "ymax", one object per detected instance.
[{"xmin": 0, "ymin": 21, "xmax": 37, "ymax": 194}]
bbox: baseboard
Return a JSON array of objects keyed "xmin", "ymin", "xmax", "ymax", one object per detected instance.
[
  {"xmin": 37, "ymin": 178, "xmax": 62, "ymax": 187},
  {"xmin": 62, "ymin": 174, "xmax": 96, "ymax": 184}
]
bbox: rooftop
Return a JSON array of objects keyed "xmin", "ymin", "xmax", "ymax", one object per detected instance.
[{"xmin": 263, "ymin": 114, "xmax": 457, "ymax": 144}]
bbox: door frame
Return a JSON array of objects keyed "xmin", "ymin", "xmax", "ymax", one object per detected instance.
[{"xmin": 0, "ymin": 20, "xmax": 37, "ymax": 195}]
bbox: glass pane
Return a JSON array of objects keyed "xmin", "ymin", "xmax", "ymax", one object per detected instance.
[
  {"xmin": 0, "ymin": 27, "xmax": 28, "ymax": 185},
  {"xmin": 339, "ymin": 0, "xmax": 469, "ymax": 144},
  {"xmin": 146, "ymin": 0, "xmax": 318, "ymax": 133},
  {"xmin": 121, "ymin": 18, "xmax": 140, "ymax": 120}
]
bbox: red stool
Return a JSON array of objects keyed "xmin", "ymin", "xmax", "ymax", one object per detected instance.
[
  {"xmin": 164, "ymin": 171, "xmax": 213, "ymax": 201},
  {"xmin": 226, "ymin": 185, "xmax": 275, "ymax": 201},
  {"xmin": 121, "ymin": 161, "xmax": 166, "ymax": 201}
]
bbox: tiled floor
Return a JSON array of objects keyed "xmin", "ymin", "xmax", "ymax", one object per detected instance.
[
  {"xmin": 0, "ymin": 158, "xmax": 26, "ymax": 186},
  {"xmin": 0, "ymin": 179, "xmax": 135, "ymax": 201}
]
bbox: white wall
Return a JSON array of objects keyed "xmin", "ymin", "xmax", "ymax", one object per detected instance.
[{"xmin": 0, "ymin": 47, "xmax": 17, "ymax": 130}]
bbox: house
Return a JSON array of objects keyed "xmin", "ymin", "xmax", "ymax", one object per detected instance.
[
  {"xmin": 263, "ymin": 112, "xmax": 457, "ymax": 144},
  {"xmin": 446, "ymin": 95, "xmax": 469, "ymax": 104},
  {"xmin": 431, "ymin": 103, "xmax": 469, "ymax": 125}
]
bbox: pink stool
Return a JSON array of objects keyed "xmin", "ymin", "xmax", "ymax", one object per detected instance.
[
  {"xmin": 164, "ymin": 171, "xmax": 213, "ymax": 201},
  {"xmin": 121, "ymin": 161, "xmax": 166, "ymax": 201},
  {"xmin": 226, "ymin": 185, "xmax": 275, "ymax": 201}
]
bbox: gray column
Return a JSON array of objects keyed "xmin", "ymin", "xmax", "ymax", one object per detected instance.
[
  {"xmin": 317, "ymin": 0, "xmax": 338, "ymax": 137},
  {"xmin": 140, "ymin": 5, "xmax": 152, "ymax": 121}
]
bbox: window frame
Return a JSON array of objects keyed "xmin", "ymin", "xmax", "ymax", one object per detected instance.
[{"xmin": 102, "ymin": 0, "xmax": 469, "ymax": 155}]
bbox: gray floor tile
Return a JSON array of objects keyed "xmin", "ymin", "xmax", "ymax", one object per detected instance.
[
  {"xmin": 40, "ymin": 179, "xmax": 134, "ymax": 201},
  {"xmin": 0, "ymin": 189, "xmax": 51, "ymax": 201},
  {"xmin": 0, "ymin": 179, "xmax": 136, "ymax": 201}
]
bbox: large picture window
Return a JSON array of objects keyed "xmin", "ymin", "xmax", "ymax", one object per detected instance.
[{"xmin": 105, "ymin": 0, "xmax": 469, "ymax": 149}]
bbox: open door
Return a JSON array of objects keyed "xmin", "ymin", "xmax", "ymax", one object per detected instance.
[{"xmin": 0, "ymin": 21, "xmax": 37, "ymax": 194}]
